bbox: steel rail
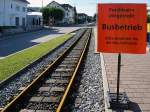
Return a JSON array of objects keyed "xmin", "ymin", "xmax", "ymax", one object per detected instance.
[
  {"xmin": 56, "ymin": 29, "xmax": 91, "ymax": 112},
  {"xmin": 1, "ymin": 29, "xmax": 91, "ymax": 112}
]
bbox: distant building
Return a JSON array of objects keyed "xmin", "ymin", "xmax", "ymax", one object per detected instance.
[
  {"xmin": 0, "ymin": 0, "xmax": 29, "ymax": 27},
  {"xmin": 47, "ymin": 1, "xmax": 64, "ymax": 11},
  {"xmin": 61, "ymin": 4, "xmax": 76, "ymax": 24},
  {"xmin": 77, "ymin": 13, "xmax": 88, "ymax": 24},
  {"xmin": 148, "ymin": 6, "xmax": 150, "ymax": 15},
  {"xmin": 47, "ymin": 1, "xmax": 76, "ymax": 24}
]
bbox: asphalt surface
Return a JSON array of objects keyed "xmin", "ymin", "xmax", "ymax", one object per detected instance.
[{"xmin": 0, "ymin": 27, "xmax": 80, "ymax": 58}]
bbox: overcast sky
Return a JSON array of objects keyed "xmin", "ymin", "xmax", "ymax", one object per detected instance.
[{"xmin": 28, "ymin": 0, "xmax": 149, "ymax": 16}]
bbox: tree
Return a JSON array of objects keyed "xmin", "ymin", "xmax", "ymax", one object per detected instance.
[
  {"xmin": 148, "ymin": 15, "xmax": 150, "ymax": 23},
  {"xmin": 74, "ymin": 7, "xmax": 78, "ymax": 24},
  {"xmin": 87, "ymin": 16, "xmax": 93, "ymax": 23},
  {"xmin": 49, "ymin": 8, "xmax": 64, "ymax": 22},
  {"xmin": 93, "ymin": 14, "xmax": 97, "ymax": 22},
  {"xmin": 41, "ymin": 7, "xmax": 64, "ymax": 25},
  {"xmin": 41, "ymin": 7, "xmax": 51, "ymax": 25}
]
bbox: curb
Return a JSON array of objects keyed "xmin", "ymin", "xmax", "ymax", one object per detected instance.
[
  {"xmin": 100, "ymin": 53, "xmax": 112, "ymax": 112},
  {"xmin": 0, "ymin": 28, "xmax": 44, "ymax": 41},
  {"xmin": 0, "ymin": 27, "xmax": 80, "ymax": 41}
]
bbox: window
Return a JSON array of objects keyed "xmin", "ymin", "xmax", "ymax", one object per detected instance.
[
  {"xmin": 16, "ymin": 5, "xmax": 20, "ymax": 11},
  {"xmin": 15, "ymin": 17, "xmax": 19, "ymax": 26},
  {"xmin": 11, "ymin": 4, "xmax": 13, "ymax": 9},
  {"xmin": 22, "ymin": 18, "xmax": 25, "ymax": 26},
  {"xmin": 67, "ymin": 13, "xmax": 69, "ymax": 16},
  {"xmin": 22, "ymin": 7, "xmax": 26, "ymax": 12}
]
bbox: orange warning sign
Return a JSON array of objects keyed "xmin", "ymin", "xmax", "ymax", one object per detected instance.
[{"xmin": 97, "ymin": 4, "xmax": 147, "ymax": 54}]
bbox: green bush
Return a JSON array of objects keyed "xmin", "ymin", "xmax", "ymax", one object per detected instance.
[
  {"xmin": 148, "ymin": 15, "xmax": 150, "ymax": 23},
  {"xmin": 41, "ymin": 7, "xmax": 64, "ymax": 25}
]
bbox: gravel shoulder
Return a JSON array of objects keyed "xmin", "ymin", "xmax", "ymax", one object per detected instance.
[{"xmin": 72, "ymin": 31, "xmax": 105, "ymax": 112}]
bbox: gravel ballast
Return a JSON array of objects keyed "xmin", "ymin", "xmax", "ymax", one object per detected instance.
[
  {"xmin": 0, "ymin": 29, "xmax": 85, "ymax": 107},
  {"xmin": 72, "ymin": 31, "xmax": 105, "ymax": 112}
]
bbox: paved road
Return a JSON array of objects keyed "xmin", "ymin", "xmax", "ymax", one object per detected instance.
[{"xmin": 0, "ymin": 27, "xmax": 80, "ymax": 58}]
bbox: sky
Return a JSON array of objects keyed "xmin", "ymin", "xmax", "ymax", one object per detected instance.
[
  {"xmin": 28, "ymin": 0, "xmax": 150, "ymax": 16},
  {"xmin": 28, "ymin": 0, "xmax": 97, "ymax": 16}
]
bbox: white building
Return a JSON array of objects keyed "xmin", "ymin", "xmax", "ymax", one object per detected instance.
[
  {"xmin": 61, "ymin": 4, "xmax": 76, "ymax": 24},
  {"xmin": 47, "ymin": 1, "xmax": 76, "ymax": 24},
  {"xmin": 148, "ymin": 6, "xmax": 150, "ymax": 15},
  {"xmin": 0, "ymin": 0, "xmax": 29, "ymax": 27}
]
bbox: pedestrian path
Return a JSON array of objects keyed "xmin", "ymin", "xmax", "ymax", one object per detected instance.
[
  {"xmin": 0, "ymin": 27, "xmax": 80, "ymax": 58},
  {"xmin": 103, "ymin": 52, "xmax": 150, "ymax": 111}
]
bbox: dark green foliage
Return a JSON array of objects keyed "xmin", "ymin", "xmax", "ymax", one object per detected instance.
[
  {"xmin": 41, "ymin": 7, "xmax": 64, "ymax": 25},
  {"xmin": 41, "ymin": 7, "xmax": 51, "ymax": 25},
  {"xmin": 93, "ymin": 14, "xmax": 97, "ymax": 22},
  {"xmin": 49, "ymin": 8, "xmax": 64, "ymax": 21},
  {"xmin": 148, "ymin": 15, "xmax": 150, "ymax": 23},
  {"xmin": 87, "ymin": 16, "xmax": 93, "ymax": 23}
]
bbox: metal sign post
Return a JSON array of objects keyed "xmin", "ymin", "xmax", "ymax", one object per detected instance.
[
  {"xmin": 117, "ymin": 53, "xmax": 121, "ymax": 103},
  {"xmin": 106, "ymin": 53, "xmax": 128, "ymax": 109}
]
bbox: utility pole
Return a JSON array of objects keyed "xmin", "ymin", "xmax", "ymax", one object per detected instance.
[
  {"xmin": 73, "ymin": 2, "xmax": 77, "ymax": 24},
  {"xmin": 3, "ymin": 0, "xmax": 6, "ymax": 26},
  {"xmin": 42, "ymin": 0, "xmax": 43, "ymax": 8}
]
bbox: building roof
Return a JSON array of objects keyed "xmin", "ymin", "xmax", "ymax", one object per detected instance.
[
  {"xmin": 47, "ymin": 1, "xmax": 60, "ymax": 7},
  {"xmin": 78, "ymin": 13, "xmax": 88, "ymax": 16},
  {"xmin": 19, "ymin": 0, "xmax": 30, "ymax": 4},
  {"xmin": 28, "ymin": 7, "xmax": 41, "ymax": 12},
  {"xmin": 27, "ymin": 12, "xmax": 42, "ymax": 16},
  {"xmin": 61, "ymin": 4, "xmax": 74, "ymax": 10},
  {"xmin": 47, "ymin": 1, "xmax": 75, "ymax": 11}
]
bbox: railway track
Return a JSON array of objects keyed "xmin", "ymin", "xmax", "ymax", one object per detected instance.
[{"xmin": 1, "ymin": 28, "xmax": 92, "ymax": 112}]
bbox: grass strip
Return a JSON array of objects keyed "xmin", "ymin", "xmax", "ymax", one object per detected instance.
[{"xmin": 0, "ymin": 34, "xmax": 72, "ymax": 81}]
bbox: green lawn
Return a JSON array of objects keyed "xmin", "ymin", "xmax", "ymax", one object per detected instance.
[{"xmin": 0, "ymin": 34, "xmax": 72, "ymax": 81}]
